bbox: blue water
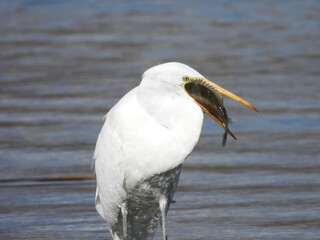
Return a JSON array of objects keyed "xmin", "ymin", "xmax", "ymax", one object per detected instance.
[{"xmin": 0, "ymin": 0, "xmax": 319, "ymax": 239}]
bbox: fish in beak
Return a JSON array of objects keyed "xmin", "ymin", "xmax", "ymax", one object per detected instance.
[{"xmin": 182, "ymin": 76, "xmax": 259, "ymax": 146}]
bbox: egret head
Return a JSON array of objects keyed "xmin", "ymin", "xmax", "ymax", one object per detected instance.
[{"xmin": 140, "ymin": 62, "xmax": 259, "ymax": 146}]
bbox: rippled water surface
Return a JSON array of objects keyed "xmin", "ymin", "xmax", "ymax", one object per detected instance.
[{"xmin": 1, "ymin": 0, "xmax": 319, "ymax": 239}]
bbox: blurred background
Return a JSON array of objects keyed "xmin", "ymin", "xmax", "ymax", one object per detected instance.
[{"xmin": 0, "ymin": 0, "xmax": 319, "ymax": 239}]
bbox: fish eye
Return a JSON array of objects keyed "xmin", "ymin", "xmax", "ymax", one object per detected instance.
[{"xmin": 182, "ymin": 76, "xmax": 190, "ymax": 82}]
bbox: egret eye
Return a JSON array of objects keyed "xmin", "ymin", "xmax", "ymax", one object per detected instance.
[{"xmin": 182, "ymin": 76, "xmax": 190, "ymax": 82}]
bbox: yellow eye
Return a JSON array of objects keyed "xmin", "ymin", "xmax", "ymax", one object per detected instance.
[{"xmin": 182, "ymin": 76, "xmax": 190, "ymax": 82}]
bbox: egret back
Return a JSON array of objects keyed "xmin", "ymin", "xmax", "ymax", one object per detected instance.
[{"xmin": 93, "ymin": 90, "xmax": 133, "ymax": 226}]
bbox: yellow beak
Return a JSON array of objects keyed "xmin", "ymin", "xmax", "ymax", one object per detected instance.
[{"xmin": 202, "ymin": 78, "xmax": 260, "ymax": 113}]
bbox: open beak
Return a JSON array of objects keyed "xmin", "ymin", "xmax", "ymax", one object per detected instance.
[{"xmin": 182, "ymin": 76, "xmax": 259, "ymax": 146}]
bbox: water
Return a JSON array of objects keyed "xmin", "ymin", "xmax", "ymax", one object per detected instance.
[{"xmin": 1, "ymin": 0, "xmax": 319, "ymax": 239}]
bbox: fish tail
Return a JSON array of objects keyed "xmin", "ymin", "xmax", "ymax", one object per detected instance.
[{"xmin": 222, "ymin": 130, "xmax": 227, "ymax": 147}]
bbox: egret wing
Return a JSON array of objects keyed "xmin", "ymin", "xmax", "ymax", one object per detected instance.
[{"xmin": 93, "ymin": 114, "xmax": 126, "ymax": 227}]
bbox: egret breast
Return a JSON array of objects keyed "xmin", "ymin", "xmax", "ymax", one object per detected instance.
[{"xmin": 108, "ymin": 88, "xmax": 203, "ymax": 190}]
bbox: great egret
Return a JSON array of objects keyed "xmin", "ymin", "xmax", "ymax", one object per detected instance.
[{"xmin": 92, "ymin": 62, "xmax": 258, "ymax": 240}]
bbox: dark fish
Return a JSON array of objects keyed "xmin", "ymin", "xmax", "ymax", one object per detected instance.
[{"xmin": 184, "ymin": 81, "xmax": 235, "ymax": 146}]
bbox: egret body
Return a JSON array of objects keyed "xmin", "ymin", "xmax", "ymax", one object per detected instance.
[{"xmin": 93, "ymin": 62, "xmax": 258, "ymax": 240}]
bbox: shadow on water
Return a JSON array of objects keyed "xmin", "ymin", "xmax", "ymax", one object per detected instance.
[{"xmin": 0, "ymin": 0, "xmax": 319, "ymax": 239}]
